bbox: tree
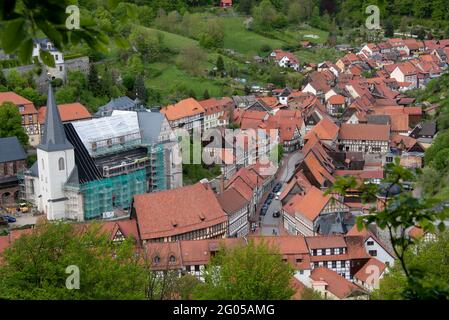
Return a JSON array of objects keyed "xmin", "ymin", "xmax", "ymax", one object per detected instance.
[
  {"xmin": 87, "ymin": 64, "xmax": 102, "ymax": 96},
  {"xmin": 373, "ymin": 231, "xmax": 449, "ymax": 300},
  {"xmin": 203, "ymin": 89, "xmax": 210, "ymax": 100},
  {"xmin": 237, "ymin": 0, "xmax": 254, "ymax": 15},
  {"xmin": 416, "ymin": 27, "xmax": 426, "ymax": 40},
  {"xmin": 176, "ymin": 45, "xmax": 207, "ymax": 76},
  {"xmin": 0, "ymin": 102, "xmax": 29, "ymax": 147},
  {"xmin": 199, "ymin": 19, "xmax": 224, "ymax": 49},
  {"xmin": 384, "ymin": 20, "xmax": 395, "ymax": 37},
  {"xmin": 193, "ymin": 240, "xmax": 294, "ymax": 300},
  {"xmin": 188, "ymin": 89, "xmax": 197, "ymax": 99},
  {"xmin": 0, "ymin": 0, "xmax": 111, "ymax": 66},
  {"xmin": 134, "ymin": 74, "xmax": 147, "ymax": 105},
  {"xmin": 252, "ymin": 0, "xmax": 279, "ymax": 32},
  {"xmin": 216, "ymin": 56, "xmax": 225, "ymax": 73},
  {"xmin": 0, "ymin": 69, "xmax": 6, "ymax": 87},
  {"xmin": 0, "ymin": 221, "xmax": 147, "ymax": 299}
]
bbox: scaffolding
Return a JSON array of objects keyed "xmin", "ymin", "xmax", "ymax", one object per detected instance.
[
  {"xmin": 80, "ymin": 169, "xmax": 147, "ymax": 220},
  {"xmin": 147, "ymin": 144, "xmax": 166, "ymax": 192}
]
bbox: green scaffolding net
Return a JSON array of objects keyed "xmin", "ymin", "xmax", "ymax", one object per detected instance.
[
  {"xmin": 81, "ymin": 169, "xmax": 147, "ymax": 220},
  {"xmin": 148, "ymin": 144, "xmax": 166, "ymax": 192}
]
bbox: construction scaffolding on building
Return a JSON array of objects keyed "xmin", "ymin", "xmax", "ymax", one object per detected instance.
[
  {"xmin": 78, "ymin": 169, "xmax": 147, "ymax": 220},
  {"xmin": 147, "ymin": 144, "xmax": 166, "ymax": 192}
]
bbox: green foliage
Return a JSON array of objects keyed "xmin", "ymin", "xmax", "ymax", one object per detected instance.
[
  {"xmin": 133, "ymin": 74, "xmax": 147, "ymax": 104},
  {"xmin": 199, "ymin": 19, "xmax": 224, "ymax": 49},
  {"xmin": 0, "ymin": 0, "xmax": 109, "ymax": 65},
  {"xmin": 0, "ymin": 221, "xmax": 146, "ymax": 299},
  {"xmin": 216, "ymin": 55, "xmax": 225, "ymax": 72},
  {"xmin": 203, "ymin": 89, "xmax": 210, "ymax": 99},
  {"xmin": 373, "ymin": 231, "xmax": 449, "ymax": 300},
  {"xmin": 0, "ymin": 102, "xmax": 29, "ymax": 147},
  {"xmin": 252, "ymin": 0, "xmax": 280, "ymax": 32},
  {"xmin": 328, "ymin": 159, "xmax": 449, "ymax": 299},
  {"xmin": 193, "ymin": 240, "xmax": 295, "ymax": 300}
]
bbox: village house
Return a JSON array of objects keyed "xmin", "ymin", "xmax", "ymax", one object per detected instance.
[
  {"xmin": 38, "ymin": 102, "xmax": 92, "ymax": 136},
  {"xmin": 326, "ymin": 94, "xmax": 346, "ymax": 116},
  {"xmin": 389, "ymin": 62, "xmax": 419, "ymax": 90},
  {"xmin": 353, "ymin": 257, "xmax": 387, "ymax": 291},
  {"xmin": 132, "ymin": 181, "xmax": 228, "ymax": 243},
  {"xmin": 309, "ymin": 267, "xmax": 368, "ymax": 299},
  {"xmin": 216, "ymin": 187, "xmax": 249, "ymax": 238},
  {"xmin": 220, "ymin": 0, "xmax": 232, "ymax": 7},
  {"xmin": 160, "ymin": 98, "xmax": 205, "ymax": 132},
  {"xmin": 338, "ymin": 124, "xmax": 390, "ymax": 155},
  {"xmin": 305, "ymin": 118, "xmax": 339, "ymax": 147},
  {"xmin": 270, "ymin": 49, "xmax": 300, "ymax": 71},
  {"xmin": 0, "ymin": 92, "xmax": 40, "ymax": 146},
  {"xmin": 0, "ymin": 137, "xmax": 27, "ymax": 206},
  {"xmin": 282, "ymin": 186, "xmax": 351, "ymax": 237},
  {"xmin": 95, "ymin": 96, "xmax": 143, "ymax": 117},
  {"xmin": 198, "ymin": 97, "xmax": 233, "ymax": 131},
  {"xmin": 32, "ymin": 38, "xmax": 65, "ymax": 80}
]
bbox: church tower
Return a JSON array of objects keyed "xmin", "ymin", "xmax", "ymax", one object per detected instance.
[{"xmin": 36, "ymin": 84, "xmax": 75, "ymax": 220}]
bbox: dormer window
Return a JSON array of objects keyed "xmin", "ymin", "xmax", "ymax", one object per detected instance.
[
  {"xmin": 18, "ymin": 105, "xmax": 25, "ymax": 113},
  {"xmin": 169, "ymin": 255, "xmax": 176, "ymax": 263},
  {"xmin": 153, "ymin": 256, "xmax": 160, "ymax": 264}
]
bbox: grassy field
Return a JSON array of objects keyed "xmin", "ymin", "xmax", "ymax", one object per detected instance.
[
  {"xmin": 294, "ymin": 48, "xmax": 345, "ymax": 64},
  {"xmin": 218, "ymin": 17, "xmax": 285, "ymax": 55},
  {"xmin": 145, "ymin": 62, "xmax": 229, "ymax": 101}
]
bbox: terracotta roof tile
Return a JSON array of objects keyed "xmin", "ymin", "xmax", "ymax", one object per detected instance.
[
  {"xmin": 133, "ymin": 182, "xmax": 228, "ymax": 240},
  {"xmin": 38, "ymin": 102, "xmax": 91, "ymax": 124},
  {"xmin": 310, "ymin": 267, "xmax": 365, "ymax": 299},
  {"xmin": 339, "ymin": 123, "xmax": 390, "ymax": 141},
  {"xmin": 160, "ymin": 98, "xmax": 205, "ymax": 121}
]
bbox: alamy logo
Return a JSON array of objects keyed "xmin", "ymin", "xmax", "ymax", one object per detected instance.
[
  {"xmin": 65, "ymin": 265, "xmax": 80, "ymax": 290},
  {"xmin": 365, "ymin": 265, "xmax": 381, "ymax": 289},
  {"xmin": 66, "ymin": 5, "xmax": 80, "ymax": 30},
  {"xmin": 365, "ymin": 5, "xmax": 381, "ymax": 30}
]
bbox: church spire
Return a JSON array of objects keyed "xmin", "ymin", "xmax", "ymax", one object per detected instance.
[{"xmin": 37, "ymin": 83, "xmax": 73, "ymax": 151}]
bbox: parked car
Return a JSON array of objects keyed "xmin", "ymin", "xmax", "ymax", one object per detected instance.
[
  {"xmin": 266, "ymin": 199, "xmax": 272, "ymax": 205},
  {"xmin": 272, "ymin": 211, "xmax": 281, "ymax": 218},
  {"xmin": 2, "ymin": 215, "xmax": 16, "ymax": 223}
]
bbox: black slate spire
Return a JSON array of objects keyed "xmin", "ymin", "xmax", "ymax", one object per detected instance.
[{"xmin": 37, "ymin": 83, "xmax": 73, "ymax": 151}]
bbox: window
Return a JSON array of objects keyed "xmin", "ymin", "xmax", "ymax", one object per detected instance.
[
  {"xmin": 369, "ymin": 250, "xmax": 377, "ymax": 257},
  {"xmin": 367, "ymin": 241, "xmax": 374, "ymax": 246},
  {"xmin": 169, "ymin": 255, "xmax": 176, "ymax": 263},
  {"xmin": 58, "ymin": 157, "xmax": 65, "ymax": 171},
  {"xmin": 332, "ymin": 261, "xmax": 337, "ymax": 268},
  {"xmin": 195, "ymin": 265, "xmax": 200, "ymax": 272},
  {"xmin": 41, "ymin": 159, "xmax": 45, "ymax": 170},
  {"xmin": 153, "ymin": 256, "xmax": 160, "ymax": 264}
]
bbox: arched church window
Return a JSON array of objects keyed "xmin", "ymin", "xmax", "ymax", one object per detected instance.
[{"xmin": 58, "ymin": 157, "xmax": 65, "ymax": 171}]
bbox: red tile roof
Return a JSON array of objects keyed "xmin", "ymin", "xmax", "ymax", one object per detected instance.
[
  {"xmin": 310, "ymin": 267, "xmax": 365, "ymax": 299},
  {"xmin": 339, "ymin": 123, "xmax": 390, "ymax": 141},
  {"xmin": 283, "ymin": 186, "xmax": 332, "ymax": 222},
  {"xmin": 133, "ymin": 182, "xmax": 228, "ymax": 240},
  {"xmin": 38, "ymin": 102, "xmax": 91, "ymax": 124},
  {"xmin": 0, "ymin": 92, "xmax": 37, "ymax": 115},
  {"xmin": 305, "ymin": 118, "xmax": 339, "ymax": 141},
  {"xmin": 354, "ymin": 257, "xmax": 386, "ymax": 282},
  {"xmin": 216, "ymin": 187, "xmax": 249, "ymax": 214},
  {"xmin": 160, "ymin": 98, "xmax": 205, "ymax": 121}
]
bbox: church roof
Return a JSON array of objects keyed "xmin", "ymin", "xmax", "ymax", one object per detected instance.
[{"xmin": 37, "ymin": 84, "xmax": 73, "ymax": 152}]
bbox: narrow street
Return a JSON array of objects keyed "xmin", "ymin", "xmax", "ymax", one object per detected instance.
[{"xmin": 258, "ymin": 150, "xmax": 303, "ymax": 236}]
